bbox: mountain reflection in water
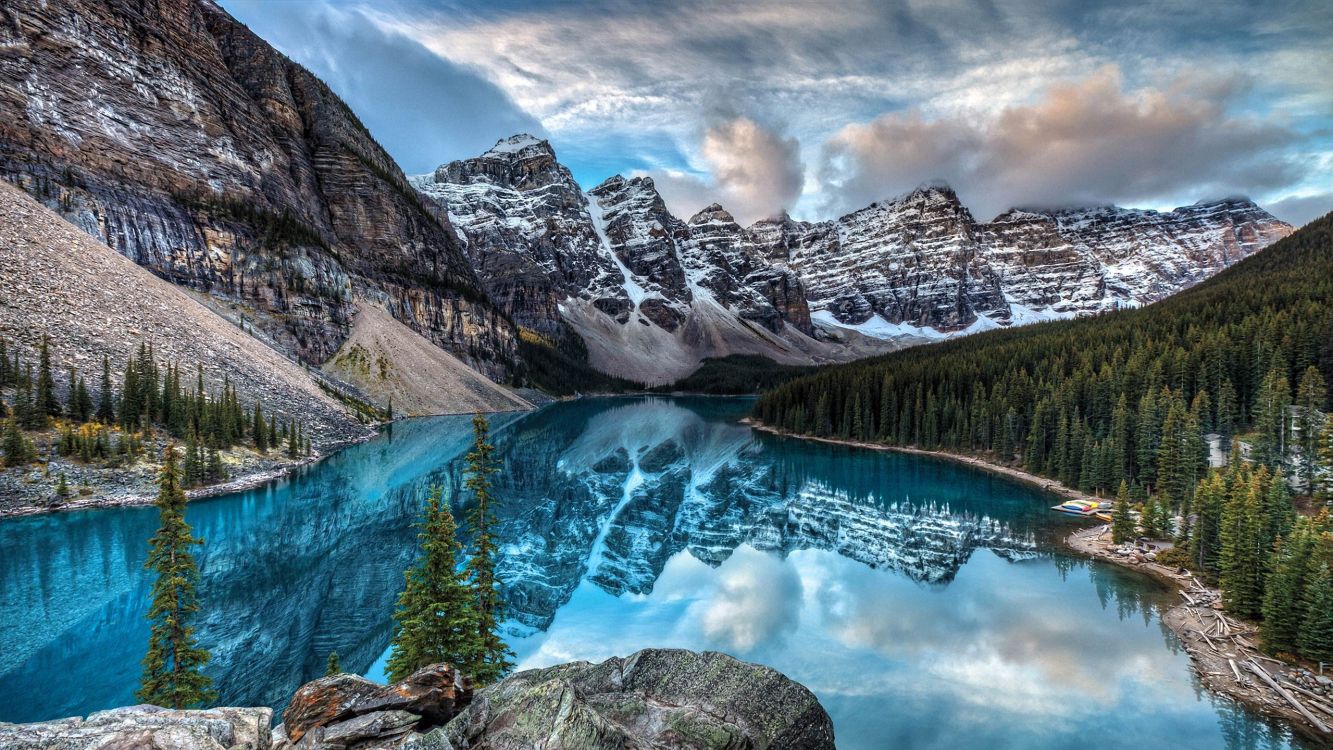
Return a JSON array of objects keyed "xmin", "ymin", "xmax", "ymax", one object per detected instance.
[{"xmin": 0, "ymin": 397, "xmax": 1306, "ymax": 748}]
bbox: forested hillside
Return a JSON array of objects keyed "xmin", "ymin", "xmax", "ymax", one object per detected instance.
[
  {"xmin": 756, "ymin": 212, "xmax": 1333, "ymax": 495},
  {"xmin": 756, "ymin": 211, "xmax": 1333, "ymax": 661}
]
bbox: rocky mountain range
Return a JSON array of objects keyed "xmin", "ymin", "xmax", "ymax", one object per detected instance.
[
  {"xmin": 417, "ymin": 136, "xmax": 1292, "ymax": 383},
  {"xmin": 0, "ymin": 0, "xmax": 515, "ymax": 384},
  {"xmin": 0, "ymin": 0, "xmax": 1294, "ymax": 391}
]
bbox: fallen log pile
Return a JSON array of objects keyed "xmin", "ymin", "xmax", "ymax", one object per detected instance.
[{"xmin": 1068, "ymin": 525, "xmax": 1333, "ymax": 743}]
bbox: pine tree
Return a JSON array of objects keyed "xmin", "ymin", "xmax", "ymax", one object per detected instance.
[
  {"xmin": 1251, "ymin": 363, "xmax": 1290, "ymax": 469},
  {"xmin": 1220, "ymin": 472, "xmax": 1266, "ymax": 619},
  {"xmin": 66, "ymin": 367, "xmax": 81, "ymax": 421},
  {"xmin": 325, "ymin": 651, "xmax": 341, "ymax": 676},
  {"xmin": 15, "ymin": 365, "xmax": 45, "ymax": 430},
  {"xmin": 75, "ymin": 376, "xmax": 92, "ymax": 423},
  {"xmin": 386, "ymin": 485, "xmax": 477, "ymax": 683},
  {"xmin": 182, "ymin": 432, "xmax": 201, "ymax": 487},
  {"xmin": 137, "ymin": 445, "xmax": 215, "ymax": 708},
  {"xmin": 1111, "ymin": 480, "xmax": 1135, "ymax": 544},
  {"xmin": 2, "ymin": 417, "xmax": 34, "ymax": 468},
  {"xmin": 1216, "ymin": 379, "xmax": 1239, "ymax": 442},
  {"xmin": 36, "ymin": 336, "xmax": 59, "ymax": 418},
  {"xmin": 1260, "ymin": 523, "xmax": 1314, "ymax": 656},
  {"xmin": 462, "ymin": 414, "xmax": 513, "ymax": 685},
  {"xmin": 252, "ymin": 403, "xmax": 267, "ymax": 453},
  {"xmin": 1260, "ymin": 469, "xmax": 1295, "ymax": 555},
  {"xmin": 1297, "ymin": 561, "xmax": 1333, "ymax": 663},
  {"xmin": 1295, "ymin": 367, "xmax": 1327, "ymax": 493},
  {"xmin": 286, "ymin": 420, "xmax": 299, "ymax": 458},
  {"xmin": 1190, "ymin": 472, "xmax": 1226, "ymax": 574},
  {"xmin": 96, "ymin": 355, "xmax": 115, "ymax": 423},
  {"xmin": 55, "ymin": 472, "xmax": 69, "ymax": 499}
]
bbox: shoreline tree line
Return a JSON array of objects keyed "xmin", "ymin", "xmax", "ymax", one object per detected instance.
[
  {"xmin": 0, "ymin": 336, "xmax": 312, "ymax": 487},
  {"xmin": 755, "ymin": 212, "xmax": 1333, "ymax": 663},
  {"xmin": 136, "ymin": 413, "xmax": 512, "ymax": 709}
]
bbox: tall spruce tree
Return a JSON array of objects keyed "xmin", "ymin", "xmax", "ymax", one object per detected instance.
[
  {"xmin": 1297, "ymin": 560, "xmax": 1333, "ymax": 663},
  {"xmin": 96, "ymin": 355, "xmax": 116, "ymax": 423},
  {"xmin": 138, "ymin": 445, "xmax": 215, "ymax": 708},
  {"xmin": 1111, "ymin": 480, "xmax": 1135, "ymax": 544},
  {"xmin": 36, "ymin": 336, "xmax": 59, "ymax": 418},
  {"xmin": 386, "ymin": 485, "xmax": 476, "ymax": 683},
  {"xmin": 1220, "ymin": 471, "xmax": 1266, "ymax": 618},
  {"xmin": 1295, "ymin": 367, "xmax": 1327, "ymax": 493},
  {"xmin": 462, "ymin": 414, "xmax": 513, "ymax": 685},
  {"xmin": 1260, "ymin": 522, "xmax": 1314, "ymax": 656},
  {"xmin": 1251, "ymin": 364, "xmax": 1291, "ymax": 469},
  {"xmin": 252, "ymin": 403, "xmax": 267, "ymax": 453},
  {"xmin": 1190, "ymin": 472, "xmax": 1226, "ymax": 574},
  {"xmin": 325, "ymin": 651, "xmax": 341, "ymax": 676}
]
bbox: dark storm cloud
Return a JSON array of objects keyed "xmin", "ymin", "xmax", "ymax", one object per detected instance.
[{"xmin": 1266, "ymin": 193, "xmax": 1333, "ymax": 228}]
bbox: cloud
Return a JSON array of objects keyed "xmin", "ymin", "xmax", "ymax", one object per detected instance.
[
  {"xmin": 819, "ymin": 66, "xmax": 1303, "ymax": 220},
  {"xmin": 690, "ymin": 546, "xmax": 803, "ymax": 652},
  {"xmin": 218, "ymin": 0, "xmax": 542, "ymax": 174},
  {"xmin": 1265, "ymin": 193, "xmax": 1333, "ymax": 227},
  {"xmin": 222, "ymin": 0, "xmax": 1333, "ymax": 220},
  {"xmin": 645, "ymin": 117, "xmax": 803, "ymax": 225}
]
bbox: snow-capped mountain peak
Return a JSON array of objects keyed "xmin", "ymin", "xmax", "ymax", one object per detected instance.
[{"xmin": 414, "ymin": 134, "xmax": 1292, "ymax": 383}]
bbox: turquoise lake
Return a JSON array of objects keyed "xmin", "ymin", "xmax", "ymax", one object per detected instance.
[{"xmin": 0, "ymin": 396, "xmax": 1309, "ymax": 748}]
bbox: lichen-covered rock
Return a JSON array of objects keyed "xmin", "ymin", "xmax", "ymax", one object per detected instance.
[
  {"xmin": 442, "ymin": 649, "xmax": 835, "ymax": 750},
  {"xmin": 0, "ymin": 705, "xmax": 272, "ymax": 750},
  {"xmin": 283, "ymin": 665, "xmax": 471, "ymax": 743}
]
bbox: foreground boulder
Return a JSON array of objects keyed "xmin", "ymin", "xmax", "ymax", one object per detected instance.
[
  {"xmin": 0, "ymin": 650, "xmax": 831, "ymax": 750},
  {"xmin": 443, "ymin": 648, "xmax": 835, "ymax": 749},
  {"xmin": 0, "ymin": 705, "xmax": 272, "ymax": 750},
  {"xmin": 281, "ymin": 664, "xmax": 471, "ymax": 745}
]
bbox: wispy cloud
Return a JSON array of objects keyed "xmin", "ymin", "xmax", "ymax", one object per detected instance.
[
  {"xmin": 219, "ymin": 0, "xmax": 542, "ymax": 174},
  {"xmin": 820, "ymin": 66, "xmax": 1302, "ymax": 220},
  {"xmin": 223, "ymin": 0, "xmax": 1333, "ymax": 221}
]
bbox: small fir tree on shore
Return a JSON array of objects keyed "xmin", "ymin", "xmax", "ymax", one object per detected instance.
[
  {"xmin": 325, "ymin": 651, "xmax": 341, "ymax": 676},
  {"xmin": 462, "ymin": 414, "xmax": 514, "ymax": 685},
  {"xmin": 386, "ymin": 485, "xmax": 477, "ymax": 683},
  {"xmin": 1111, "ymin": 480, "xmax": 1135, "ymax": 544},
  {"xmin": 138, "ymin": 445, "xmax": 215, "ymax": 708}
]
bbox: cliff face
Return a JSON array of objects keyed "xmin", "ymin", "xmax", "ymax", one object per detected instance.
[
  {"xmin": 415, "ymin": 138, "xmax": 857, "ymax": 385},
  {"xmin": 753, "ymin": 185, "xmax": 1293, "ymax": 333},
  {"xmin": 0, "ymin": 0, "xmax": 517, "ymax": 379},
  {"xmin": 423, "ymin": 137, "xmax": 1291, "ymax": 382}
]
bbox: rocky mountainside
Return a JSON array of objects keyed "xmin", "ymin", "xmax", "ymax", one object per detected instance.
[
  {"xmin": 753, "ymin": 184, "xmax": 1293, "ymax": 336},
  {"xmin": 0, "ymin": 652, "xmax": 835, "ymax": 750},
  {"xmin": 415, "ymin": 136, "xmax": 888, "ymax": 385},
  {"xmin": 0, "ymin": 0, "xmax": 517, "ymax": 380},
  {"xmin": 0, "ymin": 181, "xmax": 367, "ymax": 448},
  {"xmin": 419, "ymin": 138, "xmax": 1291, "ymax": 382}
]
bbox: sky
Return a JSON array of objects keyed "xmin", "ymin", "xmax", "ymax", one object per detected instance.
[{"xmin": 220, "ymin": 0, "xmax": 1333, "ymax": 227}]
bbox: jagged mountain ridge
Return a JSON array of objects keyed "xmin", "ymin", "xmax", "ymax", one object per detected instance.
[
  {"xmin": 414, "ymin": 136, "xmax": 896, "ymax": 384},
  {"xmin": 754, "ymin": 184, "xmax": 1292, "ymax": 334},
  {"xmin": 418, "ymin": 136, "xmax": 1291, "ymax": 382},
  {"xmin": 0, "ymin": 0, "xmax": 517, "ymax": 381}
]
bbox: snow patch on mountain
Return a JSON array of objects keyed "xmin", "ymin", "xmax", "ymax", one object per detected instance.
[{"xmin": 418, "ymin": 137, "xmax": 1292, "ymax": 382}]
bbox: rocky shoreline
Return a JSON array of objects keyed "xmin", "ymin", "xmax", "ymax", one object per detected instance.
[
  {"xmin": 0, "ymin": 431, "xmax": 376, "ymax": 520},
  {"xmin": 0, "ymin": 649, "xmax": 835, "ymax": 750},
  {"xmin": 744, "ymin": 418, "xmax": 1333, "ymax": 745}
]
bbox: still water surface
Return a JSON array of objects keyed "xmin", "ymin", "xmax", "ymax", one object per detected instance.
[{"xmin": 0, "ymin": 397, "xmax": 1306, "ymax": 748}]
